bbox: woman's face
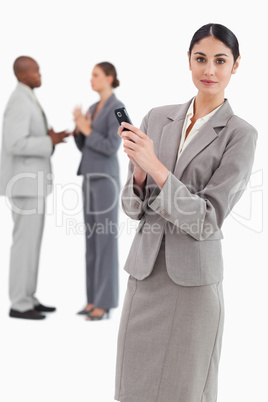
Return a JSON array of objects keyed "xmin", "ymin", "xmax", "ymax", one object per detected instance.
[
  {"xmin": 90, "ymin": 66, "xmax": 113, "ymax": 92},
  {"xmin": 188, "ymin": 36, "xmax": 240, "ymax": 99}
]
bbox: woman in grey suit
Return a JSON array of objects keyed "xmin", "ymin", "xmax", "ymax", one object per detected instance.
[
  {"xmin": 73, "ymin": 62, "xmax": 124, "ymax": 320},
  {"xmin": 115, "ymin": 24, "xmax": 257, "ymax": 401}
]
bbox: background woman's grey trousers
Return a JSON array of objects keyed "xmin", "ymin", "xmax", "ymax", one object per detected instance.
[
  {"xmin": 115, "ymin": 238, "xmax": 224, "ymax": 402},
  {"xmin": 83, "ymin": 175, "xmax": 120, "ymax": 309}
]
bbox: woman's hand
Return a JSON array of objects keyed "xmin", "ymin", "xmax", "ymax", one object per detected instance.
[
  {"xmin": 118, "ymin": 122, "xmax": 169, "ymax": 189},
  {"xmin": 118, "ymin": 124, "xmax": 147, "ymax": 187},
  {"xmin": 73, "ymin": 107, "xmax": 92, "ymax": 136}
]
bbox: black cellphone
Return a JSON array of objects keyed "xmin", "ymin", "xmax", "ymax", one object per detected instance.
[{"xmin": 114, "ymin": 107, "xmax": 132, "ymax": 131}]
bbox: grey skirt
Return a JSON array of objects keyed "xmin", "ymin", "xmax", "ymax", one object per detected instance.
[{"xmin": 115, "ymin": 238, "xmax": 224, "ymax": 402}]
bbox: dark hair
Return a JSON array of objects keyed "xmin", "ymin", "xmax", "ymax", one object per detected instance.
[
  {"xmin": 96, "ymin": 61, "xmax": 120, "ymax": 88},
  {"xmin": 189, "ymin": 23, "xmax": 240, "ymax": 62}
]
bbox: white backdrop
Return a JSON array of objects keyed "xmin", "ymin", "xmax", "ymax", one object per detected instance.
[{"xmin": 0, "ymin": 1, "xmax": 267, "ymax": 401}]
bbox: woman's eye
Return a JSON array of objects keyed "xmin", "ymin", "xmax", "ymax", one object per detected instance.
[
  {"xmin": 197, "ymin": 57, "xmax": 206, "ymax": 63},
  {"xmin": 216, "ymin": 59, "xmax": 225, "ymax": 64}
]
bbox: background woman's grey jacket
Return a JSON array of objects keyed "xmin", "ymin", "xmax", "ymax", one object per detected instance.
[
  {"xmin": 74, "ymin": 94, "xmax": 124, "ymax": 177},
  {"xmin": 122, "ymin": 99, "xmax": 257, "ymax": 286}
]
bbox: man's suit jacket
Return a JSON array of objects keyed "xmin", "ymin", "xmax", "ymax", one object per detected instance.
[
  {"xmin": 74, "ymin": 94, "xmax": 124, "ymax": 178},
  {"xmin": 122, "ymin": 99, "xmax": 257, "ymax": 286},
  {"xmin": 0, "ymin": 83, "xmax": 53, "ymax": 198}
]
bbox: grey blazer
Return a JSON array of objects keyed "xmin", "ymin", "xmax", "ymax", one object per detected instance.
[
  {"xmin": 122, "ymin": 99, "xmax": 257, "ymax": 286},
  {"xmin": 75, "ymin": 94, "xmax": 124, "ymax": 177},
  {"xmin": 0, "ymin": 83, "xmax": 53, "ymax": 197}
]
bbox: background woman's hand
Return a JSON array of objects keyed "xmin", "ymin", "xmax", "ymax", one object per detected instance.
[{"xmin": 73, "ymin": 107, "xmax": 92, "ymax": 136}]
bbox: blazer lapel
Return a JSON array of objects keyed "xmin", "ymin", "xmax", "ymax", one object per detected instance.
[
  {"xmin": 158, "ymin": 100, "xmax": 192, "ymax": 173},
  {"xmin": 174, "ymin": 100, "xmax": 234, "ymax": 180},
  {"xmin": 17, "ymin": 83, "xmax": 48, "ymax": 130},
  {"xmin": 90, "ymin": 94, "xmax": 116, "ymax": 123},
  {"xmin": 174, "ymin": 123, "xmax": 218, "ymax": 179},
  {"xmin": 158, "ymin": 119, "xmax": 184, "ymax": 172}
]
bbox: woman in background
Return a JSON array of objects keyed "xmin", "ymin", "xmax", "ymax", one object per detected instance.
[
  {"xmin": 115, "ymin": 24, "xmax": 257, "ymax": 401},
  {"xmin": 73, "ymin": 62, "xmax": 124, "ymax": 320}
]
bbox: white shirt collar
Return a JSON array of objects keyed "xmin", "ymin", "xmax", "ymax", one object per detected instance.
[
  {"xmin": 177, "ymin": 98, "xmax": 224, "ymax": 158},
  {"xmin": 187, "ymin": 97, "xmax": 223, "ymax": 124}
]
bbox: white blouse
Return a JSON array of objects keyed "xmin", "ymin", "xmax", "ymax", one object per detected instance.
[{"xmin": 177, "ymin": 98, "xmax": 223, "ymax": 160}]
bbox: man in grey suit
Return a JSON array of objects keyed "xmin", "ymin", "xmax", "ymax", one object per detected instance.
[{"xmin": 0, "ymin": 56, "xmax": 68, "ymax": 320}]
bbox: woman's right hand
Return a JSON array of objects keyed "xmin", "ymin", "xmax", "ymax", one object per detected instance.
[
  {"xmin": 117, "ymin": 126, "xmax": 146, "ymax": 176},
  {"xmin": 118, "ymin": 125, "xmax": 147, "ymax": 180}
]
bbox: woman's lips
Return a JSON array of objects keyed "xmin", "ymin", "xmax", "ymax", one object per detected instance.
[{"xmin": 201, "ymin": 79, "xmax": 217, "ymax": 86}]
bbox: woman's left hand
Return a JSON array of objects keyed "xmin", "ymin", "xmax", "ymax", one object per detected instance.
[
  {"xmin": 120, "ymin": 122, "xmax": 169, "ymax": 188},
  {"xmin": 73, "ymin": 107, "xmax": 92, "ymax": 136}
]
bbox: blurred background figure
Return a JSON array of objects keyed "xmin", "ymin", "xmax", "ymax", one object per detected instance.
[
  {"xmin": 0, "ymin": 56, "xmax": 69, "ymax": 320},
  {"xmin": 73, "ymin": 62, "xmax": 125, "ymax": 321}
]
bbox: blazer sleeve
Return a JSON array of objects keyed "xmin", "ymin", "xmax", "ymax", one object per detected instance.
[
  {"xmin": 73, "ymin": 132, "xmax": 85, "ymax": 151},
  {"xmin": 4, "ymin": 96, "xmax": 53, "ymax": 157},
  {"xmin": 121, "ymin": 112, "xmax": 151, "ymax": 220},
  {"xmin": 83, "ymin": 109, "xmax": 122, "ymax": 156},
  {"xmin": 148, "ymin": 123, "xmax": 258, "ymax": 240}
]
